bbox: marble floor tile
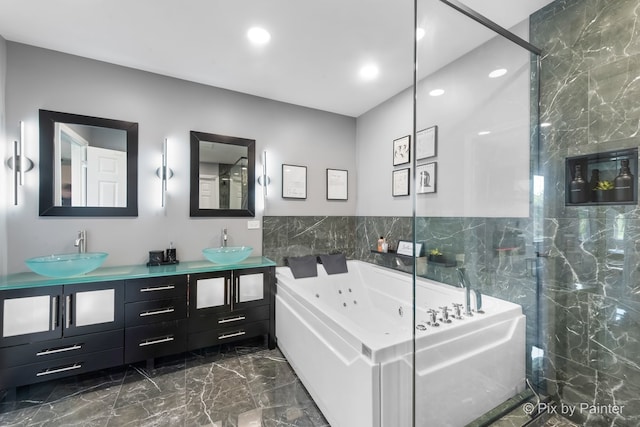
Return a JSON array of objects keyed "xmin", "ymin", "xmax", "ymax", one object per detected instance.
[{"xmin": 2, "ymin": 338, "xmax": 562, "ymax": 427}]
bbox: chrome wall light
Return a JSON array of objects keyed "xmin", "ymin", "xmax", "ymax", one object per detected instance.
[
  {"xmin": 6, "ymin": 121, "xmax": 34, "ymax": 205},
  {"xmin": 256, "ymin": 150, "xmax": 270, "ymax": 197},
  {"xmin": 156, "ymin": 138, "xmax": 174, "ymax": 207}
]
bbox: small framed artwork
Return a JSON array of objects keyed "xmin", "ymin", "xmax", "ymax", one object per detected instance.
[
  {"xmin": 392, "ymin": 168, "xmax": 410, "ymax": 196},
  {"xmin": 397, "ymin": 240, "xmax": 424, "ymax": 257},
  {"xmin": 416, "ymin": 162, "xmax": 437, "ymax": 194},
  {"xmin": 282, "ymin": 164, "xmax": 307, "ymax": 199},
  {"xmin": 326, "ymin": 168, "xmax": 348, "ymax": 200},
  {"xmin": 416, "ymin": 126, "xmax": 437, "ymax": 160},
  {"xmin": 393, "ymin": 135, "xmax": 411, "ymax": 166}
]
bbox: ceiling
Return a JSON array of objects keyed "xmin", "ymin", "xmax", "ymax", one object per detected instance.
[{"xmin": 0, "ymin": 0, "xmax": 554, "ymax": 117}]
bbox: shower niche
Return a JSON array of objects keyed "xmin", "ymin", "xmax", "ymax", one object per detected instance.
[{"xmin": 565, "ymin": 148, "xmax": 638, "ymax": 206}]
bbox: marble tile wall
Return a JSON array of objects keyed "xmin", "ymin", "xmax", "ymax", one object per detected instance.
[{"xmin": 532, "ymin": 0, "xmax": 640, "ymax": 425}]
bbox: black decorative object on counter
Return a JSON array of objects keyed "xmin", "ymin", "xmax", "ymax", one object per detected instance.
[{"xmin": 614, "ymin": 159, "xmax": 634, "ymax": 202}]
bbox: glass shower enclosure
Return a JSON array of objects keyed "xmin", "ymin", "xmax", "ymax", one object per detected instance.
[{"xmin": 412, "ymin": 0, "xmax": 542, "ymax": 425}]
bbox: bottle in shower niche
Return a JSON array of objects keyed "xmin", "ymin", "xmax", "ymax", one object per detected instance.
[
  {"xmin": 614, "ymin": 159, "xmax": 634, "ymax": 202},
  {"xmin": 589, "ymin": 168, "xmax": 600, "ymax": 201},
  {"xmin": 569, "ymin": 164, "xmax": 588, "ymax": 204}
]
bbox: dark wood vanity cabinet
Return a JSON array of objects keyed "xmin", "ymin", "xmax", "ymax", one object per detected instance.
[
  {"xmin": 123, "ymin": 275, "xmax": 188, "ymax": 364},
  {"xmin": 0, "ymin": 281, "xmax": 124, "ymax": 388},
  {"xmin": 0, "ymin": 260, "xmax": 276, "ymax": 392},
  {"xmin": 188, "ymin": 267, "xmax": 276, "ymax": 351}
]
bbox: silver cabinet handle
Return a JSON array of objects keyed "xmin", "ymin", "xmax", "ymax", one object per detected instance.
[
  {"xmin": 225, "ymin": 278, "xmax": 231, "ymax": 306},
  {"xmin": 218, "ymin": 331, "xmax": 245, "ymax": 340},
  {"xmin": 36, "ymin": 363, "xmax": 82, "ymax": 377},
  {"xmin": 140, "ymin": 285, "xmax": 175, "ymax": 293},
  {"xmin": 65, "ymin": 295, "xmax": 72, "ymax": 329},
  {"xmin": 139, "ymin": 307, "xmax": 174, "ymax": 317},
  {"xmin": 139, "ymin": 336, "xmax": 174, "ymax": 347},
  {"xmin": 218, "ymin": 315, "xmax": 246, "ymax": 324},
  {"xmin": 51, "ymin": 296, "xmax": 58, "ymax": 330},
  {"xmin": 37, "ymin": 344, "xmax": 82, "ymax": 356}
]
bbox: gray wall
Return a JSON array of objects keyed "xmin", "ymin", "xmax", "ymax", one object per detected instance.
[
  {"xmin": 0, "ymin": 35, "xmax": 7, "ymax": 275},
  {"xmin": 4, "ymin": 42, "xmax": 356, "ymax": 273},
  {"xmin": 356, "ymin": 20, "xmax": 531, "ymax": 218}
]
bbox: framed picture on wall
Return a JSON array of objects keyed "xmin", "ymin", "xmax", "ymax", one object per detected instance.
[
  {"xmin": 326, "ymin": 168, "xmax": 348, "ymax": 200},
  {"xmin": 392, "ymin": 168, "xmax": 410, "ymax": 196},
  {"xmin": 416, "ymin": 126, "xmax": 437, "ymax": 160},
  {"xmin": 393, "ymin": 135, "xmax": 411, "ymax": 166},
  {"xmin": 282, "ymin": 164, "xmax": 307, "ymax": 199},
  {"xmin": 416, "ymin": 162, "xmax": 436, "ymax": 194}
]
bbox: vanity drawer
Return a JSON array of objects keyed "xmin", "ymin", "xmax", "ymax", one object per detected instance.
[
  {"xmin": 124, "ymin": 319, "xmax": 187, "ymax": 364},
  {"xmin": 125, "ymin": 298, "xmax": 186, "ymax": 327},
  {"xmin": 188, "ymin": 319, "xmax": 268, "ymax": 351},
  {"xmin": 0, "ymin": 347, "xmax": 123, "ymax": 388},
  {"xmin": 188, "ymin": 304, "xmax": 269, "ymax": 334},
  {"xmin": 0, "ymin": 329, "xmax": 123, "ymax": 368},
  {"xmin": 125, "ymin": 276, "xmax": 187, "ymax": 303}
]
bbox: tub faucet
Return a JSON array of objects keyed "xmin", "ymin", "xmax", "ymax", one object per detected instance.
[
  {"xmin": 456, "ymin": 267, "xmax": 483, "ymax": 315},
  {"xmin": 222, "ymin": 228, "xmax": 228, "ymax": 247},
  {"xmin": 74, "ymin": 230, "xmax": 86, "ymax": 253}
]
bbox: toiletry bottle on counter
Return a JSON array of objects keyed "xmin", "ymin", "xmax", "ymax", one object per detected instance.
[
  {"xmin": 614, "ymin": 159, "xmax": 633, "ymax": 202},
  {"xmin": 381, "ymin": 240, "xmax": 389, "ymax": 253},
  {"xmin": 377, "ymin": 236, "xmax": 384, "ymax": 252}
]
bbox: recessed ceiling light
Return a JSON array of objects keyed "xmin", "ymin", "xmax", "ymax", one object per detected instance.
[
  {"xmin": 247, "ymin": 27, "xmax": 271, "ymax": 45},
  {"xmin": 359, "ymin": 64, "xmax": 379, "ymax": 81},
  {"xmin": 416, "ymin": 27, "xmax": 425, "ymax": 41},
  {"xmin": 488, "ymin": 68, "xmax": 508, "ymax": 78},
  {"xmin": 429, "ymin": 88, "xmax": 445, "ymax": 97},
  {"xmin": 478, "ymin": 131, "xmax": 491, "ymax": 136}
]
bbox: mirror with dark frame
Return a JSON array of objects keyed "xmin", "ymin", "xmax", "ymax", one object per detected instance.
[
  {"xmin": 190, "ymin": 131, "xmax": 255, "ymax": 217},
  {"xmin": 39, "ymin": 109, "xmax": 138, "ymax": 216}
]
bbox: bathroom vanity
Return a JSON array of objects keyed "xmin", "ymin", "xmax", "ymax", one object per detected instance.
[{"xmin": 0, "ymin": 257, "xmax": 275, "ymax": 392}]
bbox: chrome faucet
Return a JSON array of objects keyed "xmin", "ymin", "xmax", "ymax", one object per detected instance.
[
  {"xmin": 74, "ymin": 230, "xmax": 86, "ymax": 253},
  {"xmin": 456, "ymin": 267, "xmax": 483, "ymax": 315},
  {"xmin": 222, "ymin": 228, "xmax": 228, "ymax": 247}
]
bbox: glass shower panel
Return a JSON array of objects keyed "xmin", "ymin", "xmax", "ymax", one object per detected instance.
[{"xmin": 414, "ymin": 1, "xmax": 539, "ymax": 425}]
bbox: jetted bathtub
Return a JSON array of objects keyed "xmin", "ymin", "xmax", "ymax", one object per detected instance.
[{"xmin": 275, "ymin": 260, "xmax": 525, "ymax": 427}]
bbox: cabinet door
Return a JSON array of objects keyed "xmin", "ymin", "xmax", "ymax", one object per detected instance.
[
  {"xmin": 189, "ymin": 271, "xmax": 232, "ymax": 316},
  {"xmin": 234, "ymin": 268, "xmax": 269, "ymax": 309},
  {"xmin": 63, "ymin": 281, "xmax": 124, "ymax": 337},
  {"xmin": 0, "ymin": 286, "xmax": 63, "ymax": 348}
]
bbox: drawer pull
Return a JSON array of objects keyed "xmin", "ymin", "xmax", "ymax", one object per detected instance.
[
  {"xmin": 218, "ymin": 315, "xmax": 246, "ymax": 324},
  {"xmin": 140, "ymin": 285, "xmax": 175, "ymax": 293},
  {"xmin": 218, "ymin": 331, "xmax": 246, "ymax": 340},
  {"xmin": 139, "ymin": 307, "xmax": 175, "ymax": 317},
  {"xmin": 139, "ymin": 336, "xmax": 174, "ymax": 347},
  {"xmin": 36, "ymin": 363, "xmax": 82, "ymax": 377},
  {"xmin": 36, "ymin": 344, "xmax": 82, "ymax": 356}
]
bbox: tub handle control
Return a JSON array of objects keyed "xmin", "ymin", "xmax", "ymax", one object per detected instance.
[
  {"xmin": 427, "ymin": 309, "xmax": 439, "ymax": 327},
  {"xmin": 452, "ymin": 303, "xmax": 463, "ymax": 319},
  {"xmin": 439, "ymin": 306, "xmax": 452, "ymax": 323}
]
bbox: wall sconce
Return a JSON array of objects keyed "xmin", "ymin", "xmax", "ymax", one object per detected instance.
[
  {"xmin": 156, "ymin": 138, "xmax": 174, "ymax": 207},
  {"xmin": 256, "ymin": 150, "xmax": 270, "ymax": 197},
  {"xmin": 6, "ymin": 121, "xmax": 34, "ymax": 205}
]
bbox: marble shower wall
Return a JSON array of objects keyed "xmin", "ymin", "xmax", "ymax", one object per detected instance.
[{"xmin": 532, "ymin": 0, "xmax": 640, "ymax": 425}]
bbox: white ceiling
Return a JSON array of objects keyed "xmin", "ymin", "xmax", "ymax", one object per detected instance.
[{"xmin": 0, "ymin": 0, "xmax": 554, "ymax": 117}]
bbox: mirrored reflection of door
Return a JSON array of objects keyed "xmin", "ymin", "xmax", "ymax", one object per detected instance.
[
  {"xmin": 53, "ymin": 122, "xmax": 127, "ymax": 208},
  {"xmin": 199, "ymin": 175, "xmax": 219, "ymax": 209},
  {"xmin": 87, "ymin": 146, "xmax": 127, "ymax": 207}
]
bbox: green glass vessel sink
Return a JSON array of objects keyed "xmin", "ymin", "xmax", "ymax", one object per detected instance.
[
  {"xmin": 202, "ymin": 246, "xmax": 253, "ymax": 264},
  {"xmin": 25, "ymin": 252, "xmax": 108, "ymax": 278}
]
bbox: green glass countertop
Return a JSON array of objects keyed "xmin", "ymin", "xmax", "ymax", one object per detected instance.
[{"xmin": 0, "ymin": 256, "xmax": 276, "ymax": 290}]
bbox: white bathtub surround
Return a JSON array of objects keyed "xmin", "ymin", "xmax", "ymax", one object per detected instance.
[{"xmin": 276, "ymin": 260, "xmax": 526, "ymax": 427}]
